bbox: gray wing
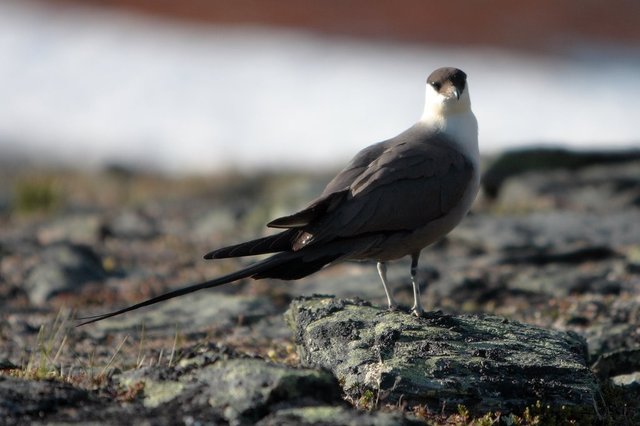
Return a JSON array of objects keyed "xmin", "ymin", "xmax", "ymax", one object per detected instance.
[
  {"xmin": 287, "ymin": 133, "xmax": 474, "ymax": 248},
  {"xmin": 268, "ymin": 125, "xmax": 474, "ymax": 251},
  {"xmin": 329, "ymin": 137, "xmax": 473, "ymax": 234},
  {"xmin": 267, "ymin": 139, "xmax": 392, "ymax": 228},
  {"xmin": 268, "ymin": 126, "xmax": 424, "ymax": 228},
  {"xmin": 321, "ymin": 140, "xmax": 392, "ymax": 195}
]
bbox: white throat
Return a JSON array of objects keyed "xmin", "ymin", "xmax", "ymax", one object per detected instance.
[{"xmin": 419, "ymin": 85, "xmax": 479, "ymax": 161}]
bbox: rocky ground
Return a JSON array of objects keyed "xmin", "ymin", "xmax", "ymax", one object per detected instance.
[{"xmin": 1, "ymin": 149, "xmax": 640, "ymax": 425}]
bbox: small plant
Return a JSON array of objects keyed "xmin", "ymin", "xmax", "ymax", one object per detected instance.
[
  {"xmin": 14, "ymin": 308, "xmax": 72, "ymax": 381},
  {"xmin": 357, "ymin": 389, "xmax": 376, "ymax": 410},
  {"xmin": 1, "ymin": 308, "xmax": 135, "ymax": 388},
  {"xmin": 99, "ymin": 335, "xmax": 129, "ymax": 379},
  {"xmin": 457, "ymin": 404, "xmax": 470, "ymax": 422},
  {"xmin": 521, "ymin": 404, "xmax": 542, "ymax": 425},
  {"xmin": 476, "ymin": 411, "xmax": 502, "ymax": 426},
  {"xmin": 12, "ymin": 176, "xmax": 62, "ymax": 215},
  {"xmin": 117, "ymin": 381, "xmax": 145, "ymax": 403},
  {"xmin": 168, "ymin": 323, "xmax": 181, "ymax": 368}
]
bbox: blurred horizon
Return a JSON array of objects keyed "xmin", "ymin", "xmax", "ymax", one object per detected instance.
[{"xmin": 1, "ymin": 0, "xmax": 639, "ymax": 174}]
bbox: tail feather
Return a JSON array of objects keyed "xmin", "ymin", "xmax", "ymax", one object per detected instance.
[
  {"xmin": 204, "ymin": 230, "xmax": 297, "ymax": 259},
  {"xmin": 77, "ymin": 252, "xmax": 294, "ymax": 326},
  {"xmin": 252, "ymin": 252, "xmax": 342, "ymax": 280},
  {"xmin": 76, "ymin": 248, "xmax": 342, "ymax": 326}
]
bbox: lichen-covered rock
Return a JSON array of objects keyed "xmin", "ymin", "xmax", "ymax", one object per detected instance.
[
  {"xmin": 116, "ymin": 345, "xmax": 344, "ymax": 426},
  {"xmin": 191, "ymin": 359, "xmax": 342, "ymax": 424},
  {"xmin": 286, "ymin": 295, "xmax": 602, "ymax": 417},
  {"xmin": 257, "ymin": 405, "xmax": 423, "ymax": 426}
]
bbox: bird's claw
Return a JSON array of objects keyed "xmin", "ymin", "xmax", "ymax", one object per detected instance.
[{"xmin": 411, "ymin": 306, "xmax": 425, "ymax": 317}]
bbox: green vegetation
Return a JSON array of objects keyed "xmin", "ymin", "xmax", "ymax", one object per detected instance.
[
  {"xmin": 1, "ymin": 308, "xmax": 182, "ymax": 390},
  {"xmin": 12, "ymin": 176, "xmax": 62, "ymax": 215}
]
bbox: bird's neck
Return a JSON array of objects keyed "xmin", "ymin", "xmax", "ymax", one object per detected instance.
[{"xmin": 420, "ymin": 108, "xmax": 479, "ymax": 162}]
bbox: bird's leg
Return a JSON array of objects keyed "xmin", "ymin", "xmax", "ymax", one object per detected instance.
[
  {"xmin": 376, "ymin": 261, "xmax": 398, "ymax": 310},
  {"xmin": 410, "ymin": 252, "xmax": 425, "ymax": 316}
]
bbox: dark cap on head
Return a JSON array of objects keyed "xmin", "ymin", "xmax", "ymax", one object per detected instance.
[{"xmin": 427, "ymin": 67, "xmax": 467, "ymax": 96}]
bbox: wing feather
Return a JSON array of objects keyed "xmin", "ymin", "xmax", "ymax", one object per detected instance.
[
  {"xmin": 293, "ymin": 133, "xmax": 474, "ymax": 248},
  {"xmin": 264, "ymin": 124, "xmax": 475, "ymax": 252}
]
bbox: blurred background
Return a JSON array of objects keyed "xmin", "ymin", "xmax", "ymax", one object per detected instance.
[
  {"xmin": 1, "ymin": 0, "xmax": 639, "ymax": 174},
  {"xmin": 2, "ymin": 5, "xmax": 640, "ymax": 421}
]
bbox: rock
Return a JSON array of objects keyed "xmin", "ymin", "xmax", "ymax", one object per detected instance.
[
  {"xmin": 189, "ymin": 208, "xmax": 237, "ymax": 242},
  {"xmin": 456, "ymin": 211, "xmax": 640, "ymax": 253},
  {"xmin": 499, "ymin": 245, "xmax": 619, "ymax": 266},
  {"xmin": 0, "ymin": 376, "xmax": 95, "ymax": 423},
  {"xmin": 591, "ymin": 348, "xmax": 640, "ymax": 380},
  {"xmin": 443, "ymin": 210, "xmax": 640, "ymax": 299},
  {"xmin": 105, "ymin": 209, "xmax": 158, "ymax": 239},
  {"xmin": 36, "ymin": 214, "xmax": 103, "ymax": 245},
  {"xmin": 87, "ymin": 291, "xmax": 280, "ymax": 336},
  {"xmin": 585, "ymin": 314, "xmax": 640, "ymax": 361},
  {"xmin": 0, "ymin": 359, "xmax": 18, "ymax": 370},
  {"xmin": 117, "ymin": 344, "xmax": 344, "ymax": 426},
  {"xmin": 610, "ymin": 372, "xmax": 640, "ymax": 390},
  {"xmin": 286, "ymin": 295, "xmax": 602, "ymax": 417},
  {"xmin": 24, "ymin": 242, "xmax": 107, "ymax": 305},
  {"xmin": 192, "ymin": 359, "xmax": 341, "ymax": 424},
  {"xmin": 481, "ymin": 147, "xmax": 640, "ymax": 199},
  {"xmin": 257, "ymin": 406, "xmax": 422, "ymax": 426},
  {"xmin": 494, "ymin": 163, "xmax": 640, "ymax": 212}
]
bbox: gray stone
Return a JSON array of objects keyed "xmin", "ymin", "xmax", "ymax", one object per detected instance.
[
  {"xmin": 592, "ymin": 348, "xmax": 640, "ymax": 380},
  {"xmin": 286, "ymin": 295, "xmax": 602, "ymax": 416},
  {"xmin": 192, "ymin": 359, "xmax": 341, "ymax": 425},
  {"xmin": 118, "ymin": 348, "xmax": 344, "ymax": 426},
  {"xmin": 24, "ymin": 242, "xmax": 106, "ymax": 304},
  {"xmin": 190, "ymin": 208, "xmax": 237, "ymax": 243},
  {"xmin": 481, "ymin": 148, "xmax": 640, "ymax": 199},
  {"xmin": 611, "ymin": 372, "xmax": 640, "ymax": 390},
  {"xmin": 36, "ymin": 214, "xmax": 103, "ymax": 245},
  {"xmin": 0, "ymin": 376, "xmax": 94, "ymax": 423},
  {"xmin": 455, "ymin": 211, "xmax": 640, "ymax": 253},
  {"xmin": 492, "ymin": 161, "xmax": 640, "ymax": 213},
  {"xmin": 107, "ymin": 210, "xmax": 158, "ymax": 239},
  {"xmin": 586, "ymin": 321, "xmax": 640, "ymax": 361},
  {"xmin": 87, "ymin": 292, "xmax": 280, "ymax": 336},
  {"xmin": 257, "ymin": 406, "xmax": 422, "ymax": 426}
]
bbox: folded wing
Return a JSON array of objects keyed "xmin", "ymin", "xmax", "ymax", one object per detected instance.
[{"xmin": 268, "ymin": 127, "xmax": 475, "ymax": 251}]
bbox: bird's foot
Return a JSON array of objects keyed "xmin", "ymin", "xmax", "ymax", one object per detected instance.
[
  {"xmin": 411, "ymin": 305, "xmax": 425, "ymax": 317},
  {"xmin": 375, "ymin": 303, "xmax": 399, "ymax": 317},
  {"xmin": 387, "ymin": 303, "xmax": 400, "ymax": 312}
]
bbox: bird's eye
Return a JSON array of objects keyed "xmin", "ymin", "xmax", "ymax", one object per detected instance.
[{"xmin": 430, "ymin": 81, "xmax": 442, "ymax": 91}]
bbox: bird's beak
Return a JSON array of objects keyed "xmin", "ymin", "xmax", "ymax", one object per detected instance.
[{"xmin": 452, "ymin": 88, "xmax": 460, "ymax": 100}]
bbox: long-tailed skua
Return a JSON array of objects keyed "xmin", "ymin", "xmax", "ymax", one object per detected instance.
[{"xmin": 78, "ymin": 67, "xmax": 479, "ymax": 325}]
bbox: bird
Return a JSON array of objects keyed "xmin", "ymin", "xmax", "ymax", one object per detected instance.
[{"xmin": 78, "ymin": 67, "xmax": 479, "ymax": 326}]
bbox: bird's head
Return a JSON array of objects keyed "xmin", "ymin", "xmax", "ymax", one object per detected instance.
[{"xmin": 421, "ymin": 67, "xmax": 471, "ymax": 122}]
